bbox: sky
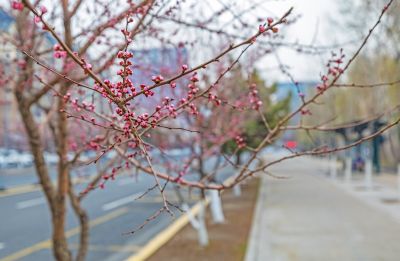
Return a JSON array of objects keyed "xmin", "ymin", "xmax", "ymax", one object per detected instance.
[
  {"xmin": 188, "ymin": 0, "xmax": 351, "ymax": 83},
  {"xmin": 0, "ymin": 0, "xmax": 367, "ymax": 83},
  {"xmin": 253, "ymin": 0, "xmax": 344, "ymax": 83}
]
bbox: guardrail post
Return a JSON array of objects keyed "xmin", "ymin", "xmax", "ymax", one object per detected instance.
[
  {"xmin": 182, "ymin": 202, "xmax": 209, "ymax": 246},
  {"xmin": 364, "ymin": 160, "xmax": 373, "ymax": 190},
  {"xmin": 397, "ymin": 163, "xmax": 400, "ymax": 201},
  {"xmin": 345, "ymin": 157, "xmax": 352, "ymax": 186},
  {"xmin": 330, "ymin": 155, "xmax": 337, "ymax": 180},
  {"xmin": 197, "ymin": 202, "xmax": 209, "ymax": 246},
  {"xmin": 233, "ymin": 184, "xmax": 241, "ymax": 197},
  {"xmin": 209, "ymin": 189, "xmax": 225, "ymax": 223}
]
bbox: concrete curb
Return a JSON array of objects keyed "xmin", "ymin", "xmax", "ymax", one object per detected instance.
[
  {"xmin": 244, "ymin": 175, "xmax": 269, "ymax": 261},
  {"xmin": 126, "ymin": 198, "xmax": 210, "ymax": 261}
]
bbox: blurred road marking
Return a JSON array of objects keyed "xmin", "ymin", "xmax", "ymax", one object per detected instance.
[
  {"xmin": 16, "ymin": 197, "xmax": 45, "ymax": 209},
  {"xmin": 0, "ymin": 243, "xmax": 4, "ymax": 250},
  {"xmin": 0, "ymin": 184, "xmax": 40, "ymax": 198},
  {"xmin": 126, "ymin": 199, "xmax": 210, "ymax": 261},
  {"xmin": 102, "ymin": 193, "xmax": 143, "ymax": 211},
  {"xmin": 0, "ymin": 207, "xmax": 129, "ymax": 261},
  {"xmin": 0, "ymin": 175, "xmax": 97, "ymax": 198},
  {"xmin": 69, "ymin": 243, "xmax": 140, "ymax": 253}
]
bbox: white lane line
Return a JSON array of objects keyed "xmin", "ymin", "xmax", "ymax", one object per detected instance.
[
  {"xmin": 102, "ymin": 193, "xmax": 142, "ymax": 211},
  {"xmin": 16, "ymin": 197, "xmax": 46, "ymax": 209},
  {"xmin": 0, "ymin": 242, "xmax": 4, "ymax": 250}
]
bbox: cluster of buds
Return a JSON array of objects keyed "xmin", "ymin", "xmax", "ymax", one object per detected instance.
[
  {"xmin": 81, "ymin": 101, "xmax": 95, "ymax": 112},
  {"xmin": 63, "ymin": 92, "xmax": 71, "ymax": 102},
  {"xmin": 88, "ymin": 140, "xmax": 100, "ymax": 150},
  {"xmin": 235, "ymin": 135, "xmax": 246, "ymax": 149},
  {"xmin": 327, "ymin": 49, "xmax": 345, "ymax": 77},
  {"xmin": 117, "ymin": 50, "xmax": 133, "ymax": 60},
  {"xmin": 40, "ymin": 6, "xmax": 47, "ymax": 15},
  {"xmin": 33, "ymin": 5, "xmax": 47, "ymax": 23},
  {"xmin": 186, "ymin": 72, "xmax": 200, "ymax": 100},
  {"xmin": 317, "ymin": 49, "xmax": 345, "ymax": 92},
  {"xmin": 53, "ymin": 44, "xmax": 67, "ymax": 59},
  {"xmin": 140, "ymin": 84, "xmax": 154, "ymax": 97},
  {"xmin": 300, "ymin": 108, "xmax": 312, "ymax": 116},
  {"xmin": 258, "ymin": 17, "xmax": 278, "ymax": 34},
  {"xmin": 249, "ymin": 83, "xmax": 262, "ymax": 110},
  {"xmin": 121, "ymin": 27, "xmax": 132, "ymax": 43},
  {"xmin": 188, "ymin": 103, "xmax": 199, "ymax": 115},
  {"xmin": 208, "ymin": 93, "xmax": 222, "ymax": 106},
  {"xmin": 151, "ymin": 75, "xmax": 164, "ymax": 84},
  {"xmin": 94, "ymin": 82, "xmax": 109, "ymax": 99},
  {"xmin": 114, "ymin": 51, "xmax": 135, "ymax": 97},
  {"xmin": 99, "ymin": 166, "xmax": 123, "ymax": 190},
  {"xmin": 82, "ymin": 61, "xmax": 92, "ymax": 73},
  {"xmin": 181, "ymin": 64, "xmax": 188, "ymax": 72},
  {"xmin": 316, "ymin": 79, "xmax": 327, "ymax": 92},
  {"xmin": 135, "ymin": 113, "xmax": 149, "ymax": 128},
  {"xmin": 11, "ymin": 1, "xmax": 24, "ymax": 11},
  {"xmin": 167, "ymin": 104, "xmax": 177, "ymax": 118}
]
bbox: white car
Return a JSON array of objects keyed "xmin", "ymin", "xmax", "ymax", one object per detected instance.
[
  {"xmin": 44, "ymin": 152, "xmax": 59, "ymax": 165},
  {"xmin": 0, "ymin": 149, "xmax": 34, "ymax": 168}
]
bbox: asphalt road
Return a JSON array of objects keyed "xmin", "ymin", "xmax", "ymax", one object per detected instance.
[{"xmin": 0, "ymin": 157, "xmax": 234, "ymax": 261}]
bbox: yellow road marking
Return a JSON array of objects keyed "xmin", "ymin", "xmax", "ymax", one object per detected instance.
[
  {"xmin": 0, "ymin": 175, "xmax": 97, "ymax": 198},
  {"xmin": 69, "ymin": 244, "xmax": 140, "ymax": 253},
  {"xmin": 0, "ymin": 184, "xmax": 40, "ymax": 198},
  {"xmin": 0, "ymin": 207, "xmax": 129, "ymax": 261},
  {"xmin": 137, "ymin": 196, "xmax": 201, "ymax": 203},
  {"xmin": 126, "ymin": 199, "xmax": 210, "ymax": 261}
]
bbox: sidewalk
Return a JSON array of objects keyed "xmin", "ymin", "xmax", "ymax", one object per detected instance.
[{"xmin": 245, "ymin": 157, "xmax": 400, "ymax": 261}]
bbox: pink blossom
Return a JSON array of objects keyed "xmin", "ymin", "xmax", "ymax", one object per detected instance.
[
  {"xmin": 40, "ymin": 6, "xmax": 48, "ymax": 14},
  {"xmin": 12, "ymin": 1, "xmax": 24, "ymax": 11}
]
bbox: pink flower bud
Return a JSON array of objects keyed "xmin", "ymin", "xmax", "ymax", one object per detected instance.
[{"xmin": 12, "ymin": 1, "xmax": 24, "ymax": 11}]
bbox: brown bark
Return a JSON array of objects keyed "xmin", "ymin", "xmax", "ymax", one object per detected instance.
[
  {"xmin": 14, "ymin": 80, "xmax": 72, "ymax": 261},
  {"xmin": 52, "ymin": 80, "xmax": 71, "ymax": 261},
  {"xmin": 14, "ymin": 90, "xmax": 56, "ymax": 211},
  {"xmin": 68, "ymin": 179, "xmax": 89, "ymax": 261},
  {"xmin": 13, "ymin": 9, "xmax": 73, "ymax": 260}
]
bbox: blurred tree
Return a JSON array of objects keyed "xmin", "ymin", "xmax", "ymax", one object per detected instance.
[
  {"xmin": 331, "ymin": 0, "xmax": 400, "ymax": 164},
  {"xmin": 223, "ymin": 70, "xmax": 291, "ymax": 164}
]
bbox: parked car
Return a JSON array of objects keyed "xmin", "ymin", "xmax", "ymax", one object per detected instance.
[
  {"xmin": 0, "ymin": 148, "xmax": 34, "ymax": 168},
  {"xmin": 44, "ymin": 152, "xmax": 59, "ymax": 165},
  {"xmin": 352, "ymin": 156, "xmax": 365, "ymax": 172},
  {"xmin": 18, "ymin": 152, "xmax": 34, "ymax": 167}
]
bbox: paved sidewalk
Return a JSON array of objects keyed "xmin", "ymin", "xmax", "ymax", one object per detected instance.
[{"xmin": 245, "ymin": 157, "xmax": 400, "ymax": 261}]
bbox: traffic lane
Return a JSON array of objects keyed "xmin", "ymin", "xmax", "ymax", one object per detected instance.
[
  {"xmin": 0, "ymin": 174, "xmax": 157, "ymax": 259},
  {"xmin": 0, "ymin": 153, "xmax": 239, "ymax": 191},
  {"xmin": 0, "ymin": 189, "xmax": 53, "ymax": 258},
  {"xmin": 0, "ymin": 164, "xmax": 98, "ymax": 189},
  {"xmin": 1, "ymin": 160, "xmax": 237, "ymax": 259},
  {"xmin": 18, "ymin": 202, "xmax": 185, "ymax": 261}
]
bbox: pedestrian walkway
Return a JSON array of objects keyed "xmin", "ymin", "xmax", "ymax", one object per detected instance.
[{"xmin": 245, "ymin": 157, "xmax": 400, "ymax": 261}]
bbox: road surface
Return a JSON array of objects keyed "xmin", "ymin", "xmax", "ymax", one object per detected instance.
[{"xmin": 0, "ymin": 156, "xmax": 234, "ymax": 261}]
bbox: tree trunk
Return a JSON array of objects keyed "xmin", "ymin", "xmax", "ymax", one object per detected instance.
[
  {"xmin": 52, "ymin": 212, "xmax": 72, "ymax": 261},
  {"xmin": 14, "ymin": 90, "xmax": 72, "ymax": 261},
  {"xmin": 68, "ymin": 180, "xmax": 89, "ymax": 261}
]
